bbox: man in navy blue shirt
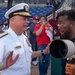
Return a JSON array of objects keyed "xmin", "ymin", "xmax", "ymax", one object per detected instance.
[{"xmin": 29, "ymin": 16, "xmax": 39, "ymax": 65}]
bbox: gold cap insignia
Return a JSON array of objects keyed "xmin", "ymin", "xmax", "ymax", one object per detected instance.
[{"xmin": 24, "ymin": 5, "xmax": 29, "ymax": 12}]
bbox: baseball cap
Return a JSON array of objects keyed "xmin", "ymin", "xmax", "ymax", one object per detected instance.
[
  {"xmin": 33, "ymin": 16, "xmax": 38, "ymax": 20},
  {"xmin": 5, "ymin": 3, "xmax": 31, "ymax": 19}
]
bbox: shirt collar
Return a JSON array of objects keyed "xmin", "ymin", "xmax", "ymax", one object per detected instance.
[{"xmin": 7, "ymin": 27, "xmax": 19, "ymax": 41}]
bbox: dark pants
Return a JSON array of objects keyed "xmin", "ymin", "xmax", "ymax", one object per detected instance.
[{"xmin": 32, "ymin": 43, "xmax": 37, "ymax": 61}]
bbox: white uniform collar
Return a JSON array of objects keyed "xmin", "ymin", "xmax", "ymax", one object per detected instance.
[{"xmin": 7, "ymin": 27, "xmax": 21, "ymax": 41}]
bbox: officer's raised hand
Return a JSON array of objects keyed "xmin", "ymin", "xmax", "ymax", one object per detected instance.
[{"xmin": 4, "ymin": 51, "xmax": 19, "ymax": 69}]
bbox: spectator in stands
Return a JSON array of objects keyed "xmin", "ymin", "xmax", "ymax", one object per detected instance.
[
  {"xmin": 46, "ymin": 0, "xmax": 50, "ymax": 7},
  {"xmin": 34, "ymin": 15, "xmax": 52, "ymax": 75},
  {"xmin": 0, "ymin": 3, "xmax": 50, "ymax": 75},
  {"xmin": 46, "ymin": 0, "xmax": 53, "ymax": 7},
  {"xmin": 29, "ymin": 16, "xmax": 39, "ymax": 65},
  {"xmin": 48, "ymin": 12, "xmax": 60, "ymax": 39}
]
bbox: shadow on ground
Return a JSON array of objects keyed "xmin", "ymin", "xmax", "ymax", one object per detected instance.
[{"xmin": 31, "ymin": 64, "xmax": 50, "ymax": 75}]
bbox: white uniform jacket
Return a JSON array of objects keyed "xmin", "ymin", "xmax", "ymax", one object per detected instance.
[{"xmin": 0, "ymin": 27, "xmax": 33, "ymax": 75}]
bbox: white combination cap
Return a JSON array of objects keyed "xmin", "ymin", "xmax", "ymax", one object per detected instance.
[{"xmin": 5, "ymin": 3, "xmax": 31, "ymax": 19}]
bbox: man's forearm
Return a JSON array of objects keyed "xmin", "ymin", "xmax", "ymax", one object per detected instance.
[{"xmin": 35, "ymin": 25, "xmax": 44, "ymax": 36}]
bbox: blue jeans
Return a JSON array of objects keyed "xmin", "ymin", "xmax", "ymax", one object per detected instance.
[{"xmin": 38, "ymin": 45, "xmax": 50, "ymax": 75}]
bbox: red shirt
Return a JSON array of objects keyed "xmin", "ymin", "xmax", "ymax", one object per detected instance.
[
  {"xmin": 48, "ymin": 19, "xmax": 60, "ymax": 36},
  {"xmin": 34, "ymin": 24, "xmax": 51, "ymax": 46}
]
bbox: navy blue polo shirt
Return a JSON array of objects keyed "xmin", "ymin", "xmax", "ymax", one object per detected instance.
[{"xmin": 29, "ymin": 23, "xmax": 36, "ymax": 44}]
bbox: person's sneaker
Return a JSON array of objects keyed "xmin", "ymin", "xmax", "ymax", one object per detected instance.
[{"xmin": 32, "ymin": 61, "xmax": 38, "ymax": 66}]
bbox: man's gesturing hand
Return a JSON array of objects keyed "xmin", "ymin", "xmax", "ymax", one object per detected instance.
[{"xmin": 4, "ymin": 51, "xmax": 19, "ymax": 68}]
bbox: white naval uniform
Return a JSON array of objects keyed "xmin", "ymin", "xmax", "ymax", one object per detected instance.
[{"xmin": 0, "ymin": 27, "xmax": 33, "ymax": 75}]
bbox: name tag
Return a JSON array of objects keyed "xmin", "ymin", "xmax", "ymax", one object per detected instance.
[{"xmin": 15, "ymin": 45, "xmax": 21, "ymax": 49}]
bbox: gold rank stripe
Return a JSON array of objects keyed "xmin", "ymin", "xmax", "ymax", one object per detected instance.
[
  {"xmin": 13, "ymin": 12, "xmax": 31, "ymax": 16},
  {"xmin": 0, "ymin": 32, "xmax": 8, "ymax": 38}
]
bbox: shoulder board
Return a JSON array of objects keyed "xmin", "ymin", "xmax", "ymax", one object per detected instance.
[{"xmin": 0, "ymin": 32, "xmax": 8, "ymax": 38}]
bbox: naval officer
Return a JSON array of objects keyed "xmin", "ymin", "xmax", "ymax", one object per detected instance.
[{"xmin": 0, "ymin": 3, "xmax": 50, "ymax": 75}]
